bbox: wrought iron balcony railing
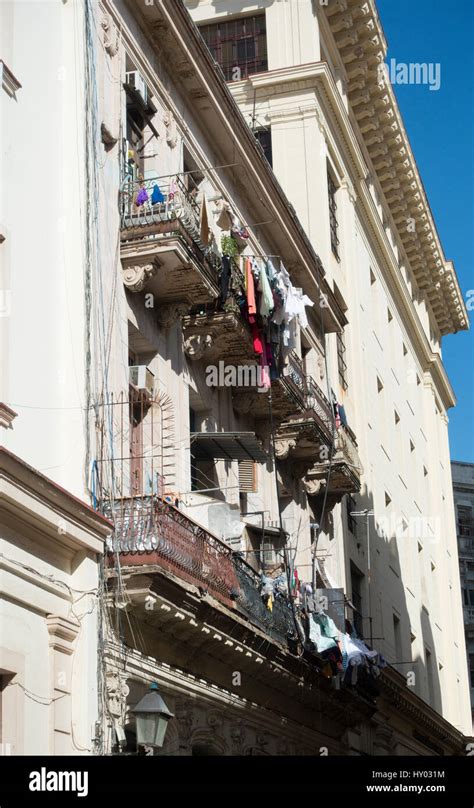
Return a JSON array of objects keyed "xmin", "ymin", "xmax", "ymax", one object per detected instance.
[
  {"xmin": 232, "ymin": 553, "xmax": 294, "ymax": 646},
  {"xmin": 279, "ymin": 352, "xmax": 334, "ymax": 438},
  {"xmin": 105, "ymin": 496, "xmax": 296, "ymax": 643},
  {"xmin": 334, "ymin": 423, "xmax": 360, "ymax": 469},
  {"xmin": 119, "ymin": 174, "xmax": 221, "ymax": 294},
  {"xmin": 105, "ymin": 497, "xmax": 239, "ymax": 608},
  {"xmin": 120, "ymin": 175, "xmax": 198, "ymax": 233}
]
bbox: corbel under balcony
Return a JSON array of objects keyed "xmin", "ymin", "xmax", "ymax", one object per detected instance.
[
  {"xmin": 274, "ymin": 419, "xmax": 331, "ymax": 463},
  {"xmin": 298, "ymin": 425, "xmax": 363, "ymax": 504},
  {"xmin": 182, "ymin": 310, "xmax": 255, "ymax": 364},
  {"xmin": 120, "ymin": 235, "xmax": 219, "ymax": 306}
]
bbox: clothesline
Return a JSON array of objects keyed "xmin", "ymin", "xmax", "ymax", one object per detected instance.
[{"xmin": 129, "ymin": 164, "xmax": 240, "ymax": 183}]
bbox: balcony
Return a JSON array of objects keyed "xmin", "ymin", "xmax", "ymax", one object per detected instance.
[
  {"xmin": 105, "ymin": 497, "xmax": 239, "ymax": 608},
  {"xmin": 120, "ymin": 176, "xmax": 220, "ymax": 306},
  {"xmin": 105, "ymin": 496, "xmax": 292, "ymax": 644},
  {"xmin": 104, "ymin": 495, "xmax": 381, "ymax": 706},
  {"xmin": 232, "ymin": 350, "xmax": 327, "ymax": 423},
  {"xmin": 274, "ymin": 368, "xmax": 334, "ymax": 461},
  {"xmin": 301, "ymin": 424, "xmax": 362, "ymax": 503},
  {"xmin": 182, "ymin": 304, "xmax": 256, "ymax": 366}
]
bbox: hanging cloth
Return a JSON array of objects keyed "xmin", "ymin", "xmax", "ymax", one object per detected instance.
[
  {"xmin": 136, "ymin": 186, "xmax": 149, "ymax": 206},
  {"xmin": 168, "ymin": 178, "xmax": 178, "ymax": 199},
  {"xmin": 258, "ymin": 262, "xmax": 274, "ymax": 318},
  {"xmin": 251, "ymin": 322, "xmax": 264, "ymax": 355},
  {"xmin": 199, "ymin": 193, "xmax": 211, "ymax": 246},
  {"xmin": 220, "ymin": 256, "xmax": 232, "ymax": 305},
  {"xmin": 215, "ymin": 199, "xmax": 233, "ymax": 230},
  {"xmin": 258, "ymin": 353, "xmax": 271, "ymax": 391},
  {"xmin": 245, "ymin": 258, "xmax": 257, "ymax": 316},
  {"xmin": 151, "ymin": 184, "xmax": 165, "ymax": 204}
]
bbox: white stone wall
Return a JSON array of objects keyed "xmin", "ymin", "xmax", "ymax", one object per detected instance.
[
  {"xmin": 0, "ymin": 0, "xmax": 88, "ymax": 499},
  {"xmin": 186, "ymin": 0, "xmax": 472, "ymax": 734}
]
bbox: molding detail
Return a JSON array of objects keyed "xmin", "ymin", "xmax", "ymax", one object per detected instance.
[
  {"xmin": 0, "ymin": 60, "xmax": 21, "ymax": 98},
  {"xmin": 46, "ymin": 615, "xmax": 80, "ymax": 655},
  {"xmin": 156, "ymin": 303, "xmax": 188, "ymax": 329},
  {"xmin": 0, "ymin": 403, "xmax": 18, "ymax": 429},
  {"xmin": 101, "ymin": 9, "xmax": 119, "ymax": 57},
  {"xmin": 163, "ymin": 110, "xmax": 178, "ymax": 148},
  {"xmin": 274, "ymin": 437, "xmax": 297, "ymax": 459},
  {"xmin": 122, "ymin": 262, "xmax": 157, "ymax": 293},
  {"xmin": 106, "ymin": 670, "xmax": 130, "ymax": 721},
  {"xmin": 184, "ymin": 333, "xmax": 214, "ymax": 360}
]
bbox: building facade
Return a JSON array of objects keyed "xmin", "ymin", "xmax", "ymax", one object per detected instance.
[
  {"xmin": 185, "ymin": 0, "xmax": 471, "ymax": 740},
  {"xmin": 452, "ymin": 461, "xmax": 474, "ymax": 733},
  {"xmin": 0, "ymin": 0, "xmax": 471, "ymax": 756}
]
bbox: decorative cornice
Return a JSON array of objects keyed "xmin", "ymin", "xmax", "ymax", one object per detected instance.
[
  {"xmin": 0, "ymin": 447, "xmax": 112, "ymax": 554},
  {"xmin": 46, "ymin": 615, "xmax": 80, "ymax": 655},
  {"xmin": 379, "ymin": 666, "xmax": 466, "ymax": 752},
  {"xmin": 322, "ymin": 0, "xmax": 468, "ymax": 336}
]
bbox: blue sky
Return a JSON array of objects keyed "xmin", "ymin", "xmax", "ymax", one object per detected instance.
[{"xmin": 376, "ymin": 0, "xmax": 474, "ymax": 462}]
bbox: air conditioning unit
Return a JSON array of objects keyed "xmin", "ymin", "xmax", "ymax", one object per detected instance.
[
  {"xmin": 125, "ymin": 70, "xmax": 148, "ymax": 104},
  {"xmin": 129, "ymin": 365, "xmax": 155, "ymax": 398}
]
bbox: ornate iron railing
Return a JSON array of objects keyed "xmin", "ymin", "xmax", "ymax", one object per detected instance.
[
  {"xmin": 232, "ymin": 553, "xmax": 294, "ymax": 646},
  {"xmin": 119, "ymin": 174, "xmax": 221, "ymax": 285},
  {"xmin": 280, "ymin": 352, "xmax": 334, "ymax": 439},
  {"xmin": 334, "ymin": 423, "xmax": 361, "ymax": 471},
  {"xmin": 280, "ymin": 351, "xmax": 307, "ymax": 409},
  {"xmin": 105, "ymin": 496, "xmax": 296, "ymax": 642},
  {"xmin": 305, "ymin": 375, "xmax": 333, "ymax": 439},
  {"xmin": 120, "ymin": 175, "xmax": 197, "ymax": 231},
  {"xmin": 105, "ymin": 497, "xmax": 239, "ymax": 607}
]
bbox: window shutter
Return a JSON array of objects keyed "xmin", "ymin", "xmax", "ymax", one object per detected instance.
[{"xmin": 238, "ymin": 460, "xmax": 257, "ymax": 493}]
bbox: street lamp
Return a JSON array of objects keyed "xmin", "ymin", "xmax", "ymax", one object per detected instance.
[{"xmin": 131, "ymin": 682, "xmax": 174, "ymax": 749}]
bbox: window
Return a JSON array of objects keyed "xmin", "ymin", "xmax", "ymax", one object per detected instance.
[
  {"xmin": 336, "ymin": 332, "xmax": 348, "ymax": 390},
  {"xmin": 327, "ymin": 171, "xmax": 340, "ymax": 260},
  {"xmin": 393, "ymin": 614, "xmax": 403, "ymax": 662},
  {"xmin": 346, "ymin": 495, "xmax": 357, "ymax": 536},
  {"xmin": 350, "ymin": 563, "xmax": 364, "ymax": 638},
  {"xmin": 238, "ymin": 460, "xmax": 257, "ymax": 493},
  {"xmin": 199, "ymin": 15, "xmax": 268, "ymax": 81},
  {"xmin": 463, "ymin": 588, "xmax": 474, "ymax": 607},
  {"xmin": 254, "ymin": 128, "xmax": 272, "ymax": 167},
  {"xmin": 425, "ymin": 648, "xmax": 435, "ymax": 705},
  {"xmin": 458, "ymin": 506, "xmax": 474, "ymax": 537}
]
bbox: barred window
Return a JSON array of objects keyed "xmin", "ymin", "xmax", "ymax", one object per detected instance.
[
  {"xmin": 346, "ymin": 495, "xmax": 357, "ymax": 535},
  {"xmin": 328, "ymin": 171, "xmax": 340, "ymax": 260},
  {"xmin": 199, "ymin": 15, "xmax": 267, "ymax": 81},
  {"xmin": 254, "ymin": 128, "xmax": 272, "ymax": 167},
  {"xmin": 337, "ymin": 331, "xmax": 348, "ymax": 391}
]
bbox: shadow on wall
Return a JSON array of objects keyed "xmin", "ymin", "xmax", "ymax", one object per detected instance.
[{"xmin": 333, "ymin": 482, "xmax": 443, "ymax": 724}]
